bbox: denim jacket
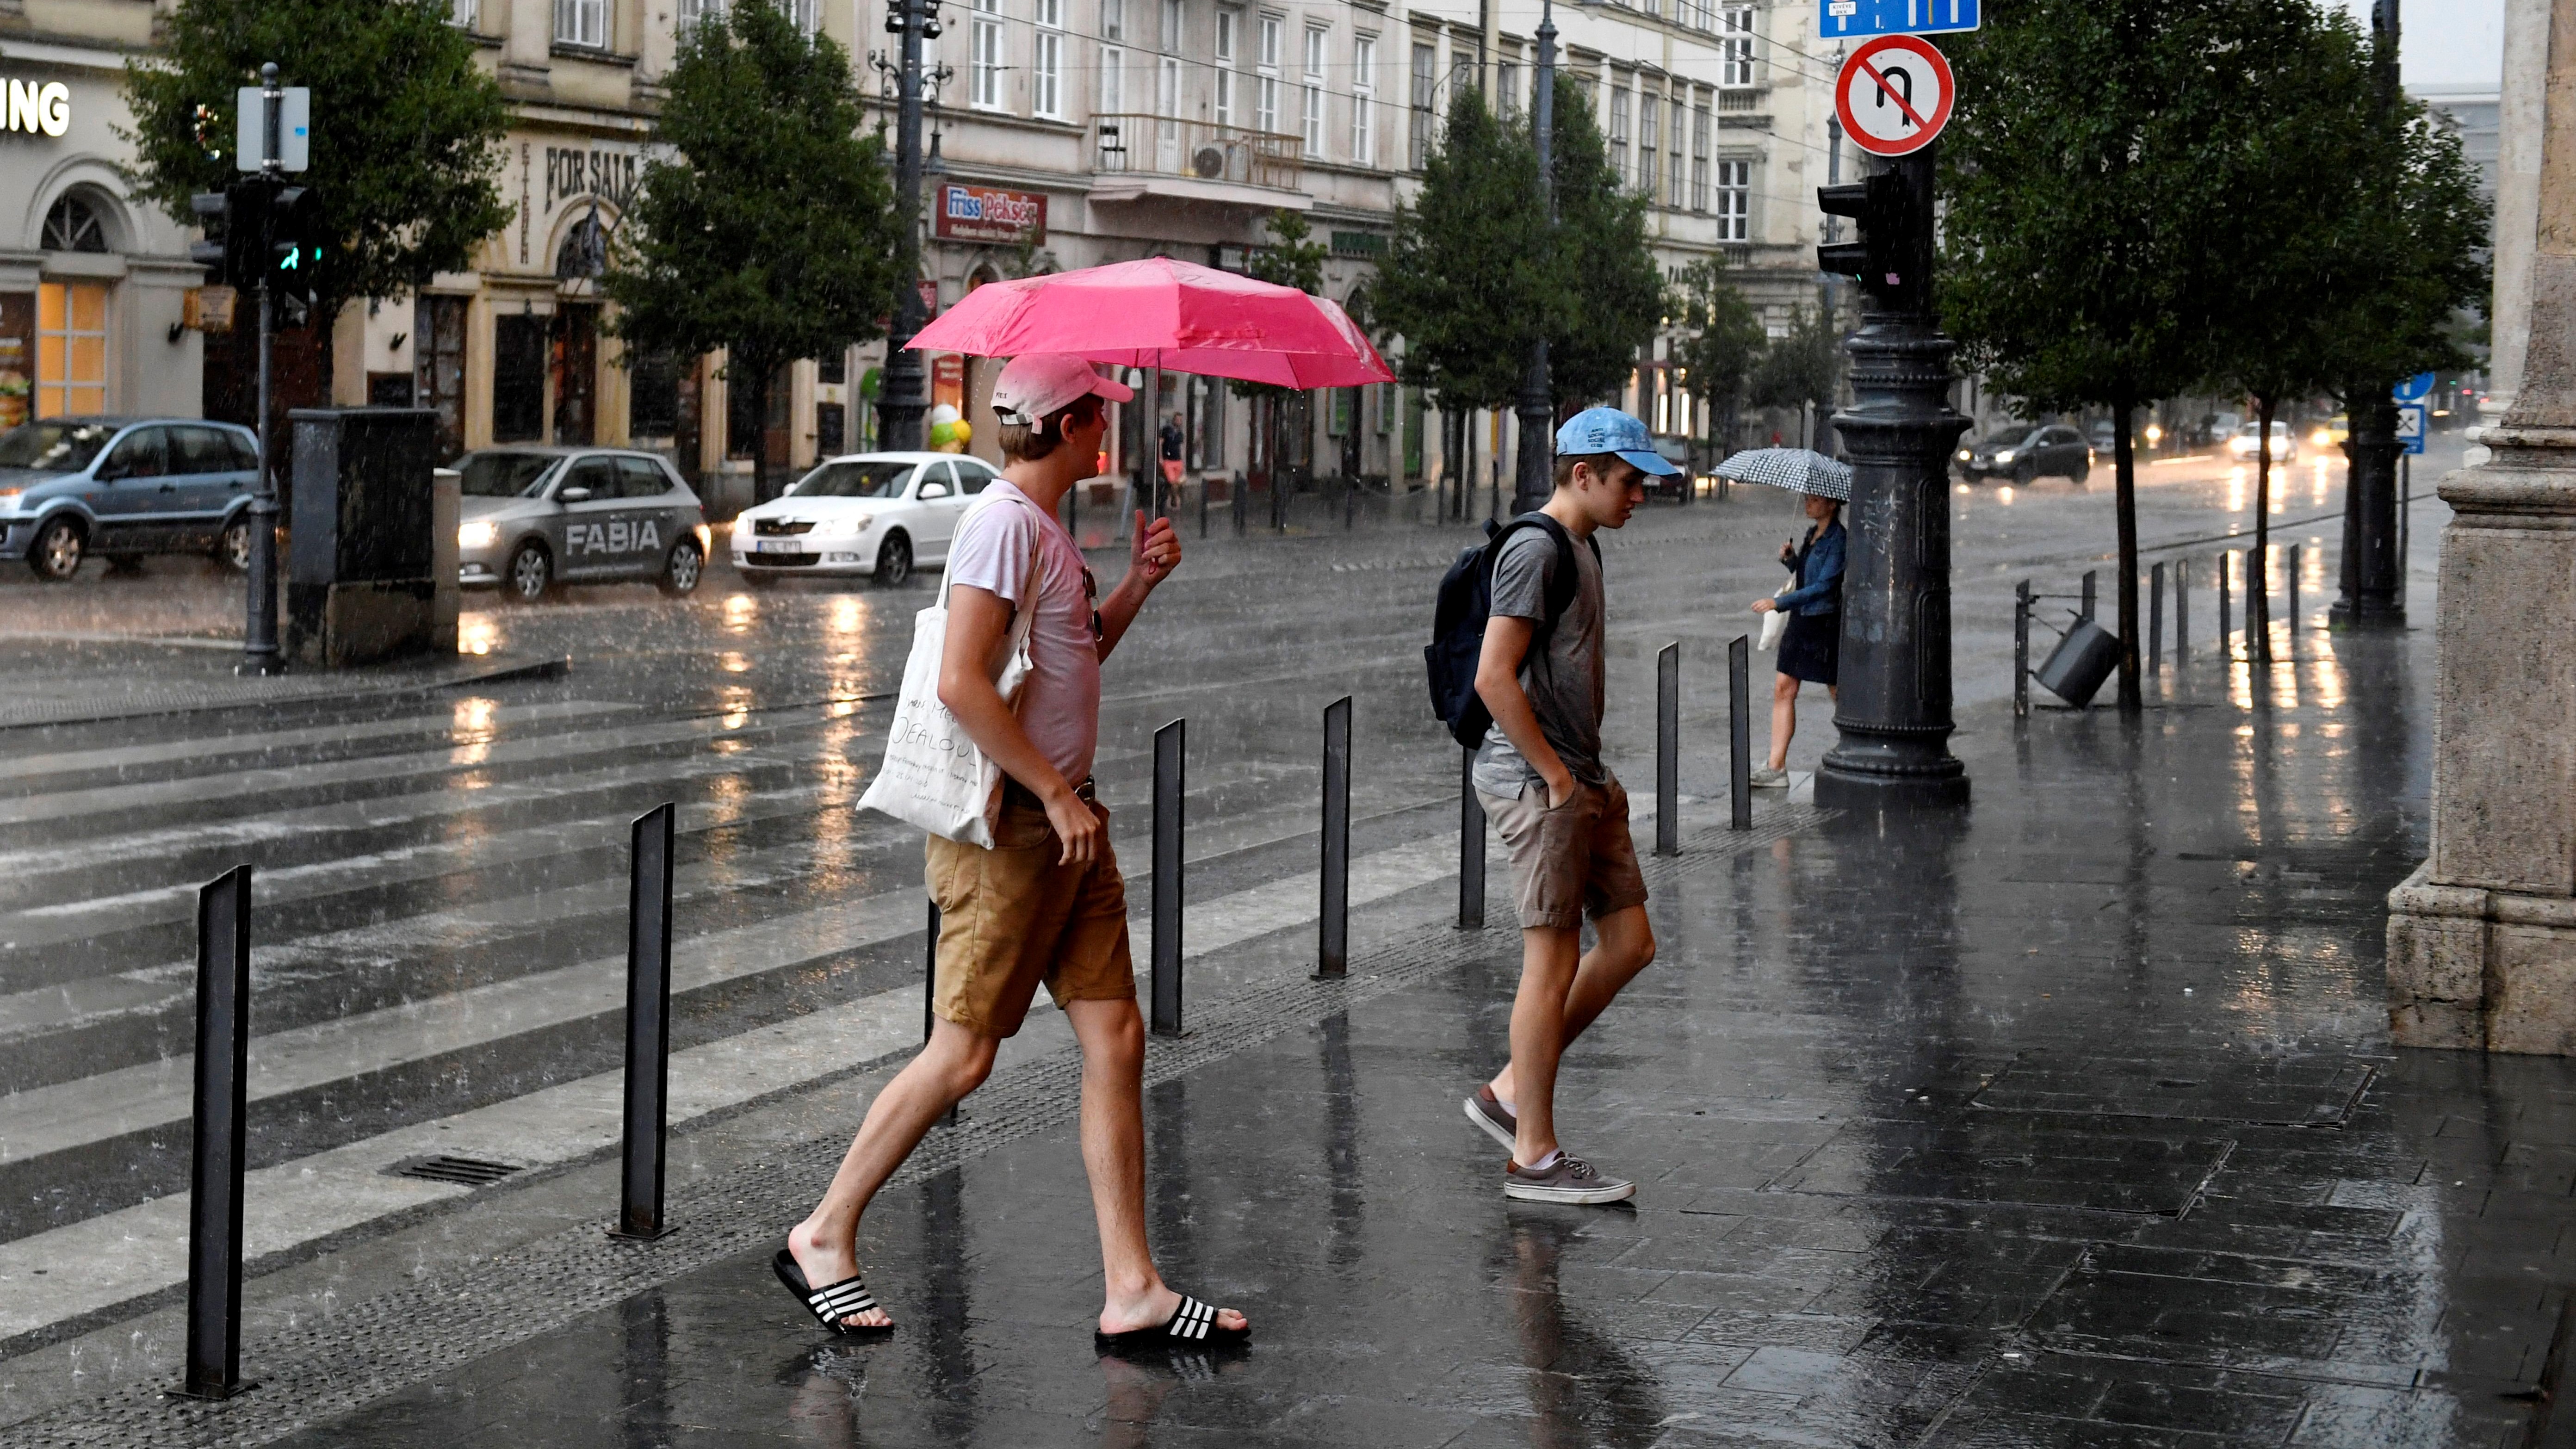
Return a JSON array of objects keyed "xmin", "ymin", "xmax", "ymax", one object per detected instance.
[{"xmin": 1773, "ymin": 520, "xmax": 1845, "ymax": 616}]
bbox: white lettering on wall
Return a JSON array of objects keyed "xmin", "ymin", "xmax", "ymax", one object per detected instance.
[{"xmin": 3, "ymin": 80, "xmax": 69, "ymax": 137}]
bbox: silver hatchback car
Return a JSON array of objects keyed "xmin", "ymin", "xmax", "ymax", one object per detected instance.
[{"xmin": 453, "ymin": 447, "xmax": 709, "ymax": 602}]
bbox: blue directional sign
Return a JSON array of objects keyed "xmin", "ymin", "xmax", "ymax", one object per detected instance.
[
  {"xmin": 2396, "ymin": 402, "xmax": 2427, "ymax": 455},
  {"xmin": 1821, "ymin": 0, "xmax": 1980, "ymax": 40},
  {"xmin": 2393, "ymin": 371, "xmax": 2435, "ymax": 402}
]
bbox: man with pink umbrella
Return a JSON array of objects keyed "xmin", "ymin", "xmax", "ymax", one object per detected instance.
[{"xmin": 776, "ymin": 353, "xmax": 1241, "ymax": 1352}]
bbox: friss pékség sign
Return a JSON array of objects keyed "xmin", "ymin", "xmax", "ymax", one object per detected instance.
[
  {"xmin": 934, "ymin": 185, "xmax": 1046, "ymax": 244},
  {"xmin": 2, "ymin": 78, "xmax": 71, "ymax": 138}
]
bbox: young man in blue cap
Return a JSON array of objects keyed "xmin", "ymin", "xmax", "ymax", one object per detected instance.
[{"xmin": 1463, "ymin": 406, "xmax": 1679, "ymax": 1203}]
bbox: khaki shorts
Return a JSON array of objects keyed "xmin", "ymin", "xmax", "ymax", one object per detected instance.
[
  {"xmin": 1477, "ymin": 775, "xmax": 1649, "ymax": 931},
  {"xmin": 924, "ymin": 796, "xmax": 1135, "ymax": 1038}
]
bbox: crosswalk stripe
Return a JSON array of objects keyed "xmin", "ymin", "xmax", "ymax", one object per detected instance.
[{"xmin": 0, "ymin": 699, "xmax": 637, "ymax": 788}]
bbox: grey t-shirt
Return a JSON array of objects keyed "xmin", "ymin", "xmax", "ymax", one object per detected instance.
[{"xmin": 1472, "ymin": 524, "xmax": 1606, "ymax": 798}]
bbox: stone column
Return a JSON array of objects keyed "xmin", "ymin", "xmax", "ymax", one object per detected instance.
[{"xmin": 2385, "ymin": 0, "xmax": 2576, "ymax": 1053}]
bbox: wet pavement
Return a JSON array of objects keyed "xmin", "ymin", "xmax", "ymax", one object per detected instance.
[{"xmin": 4, "ymin": 438, "xmax": 2558, "ymax": 1447}]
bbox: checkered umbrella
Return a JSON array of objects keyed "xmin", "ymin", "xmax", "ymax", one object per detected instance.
[{"xmin": 1714, "ymin": 447, "xmax": 1852, "ymax": 502}]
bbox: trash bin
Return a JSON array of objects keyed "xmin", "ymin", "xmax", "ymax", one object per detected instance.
[
  {"xmin": 285, "ymin": 407, "xmax": 438, "ymax": 669},
  {"xmin": 2034, "ymin": 616, "xmax": 2120, "ymax": 708}
]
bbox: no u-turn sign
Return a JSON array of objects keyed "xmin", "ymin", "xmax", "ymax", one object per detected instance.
[{"xmin": 1836, "ymin": 35, "xmax": 1955, "ymax": 156}]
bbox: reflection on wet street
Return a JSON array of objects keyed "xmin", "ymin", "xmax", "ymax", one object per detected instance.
[{"xmin": 3, "ymin": 438, "xmax": 2561, "ymax": 1448}]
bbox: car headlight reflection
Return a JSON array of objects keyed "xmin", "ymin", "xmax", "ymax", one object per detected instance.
[
  {"xmin": 458, "ymin": 520, "xmax": 499, "ymax": 549},
  {"xmin": 1994, "ymin": 450, "xmax": 2016, "ymax": 464}
]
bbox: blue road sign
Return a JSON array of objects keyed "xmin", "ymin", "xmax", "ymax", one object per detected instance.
[
  {"xmin": 2396, "ymin": 402, "xmax": 2427, "ymax": 455},
  {"xmin": 1821, "ymin": 0, "xmax": 1980, "ymax": 40},
  {"xmin": 2393, "ymin": 371, "xmax": 2435, "ymax": 402}
]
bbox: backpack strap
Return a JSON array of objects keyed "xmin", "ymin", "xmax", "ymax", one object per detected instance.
[{"xmin": 1484, "ymin": 511, "xmax": 1591, "ymax": 648}]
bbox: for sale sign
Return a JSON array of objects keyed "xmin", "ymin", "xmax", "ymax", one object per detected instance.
[{"xmin": 934, "ymin": 185, "xmax": 1047, "ymax": 245}]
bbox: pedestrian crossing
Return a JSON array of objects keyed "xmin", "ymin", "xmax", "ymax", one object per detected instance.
[{"xmin": 0, "ymin": 676, "xmax": 1487, "ymax": 1346}]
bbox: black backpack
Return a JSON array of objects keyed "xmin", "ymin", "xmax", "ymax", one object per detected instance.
[{"xmin": 1424, "ymin": 512, "xmax": 1598, "ymax": 749}]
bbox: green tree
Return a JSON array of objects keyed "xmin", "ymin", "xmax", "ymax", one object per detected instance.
[
  {"xmin": 603, "ymin": 1, "xmax": 900, "ymax": 503},
  {"xmin": 1544, "ymin": 74, "xmax": 1664, "ymax": 410},
  {"xmin": 1940, "ymin": 0, "xmax": 2354, "ymax": 708},
  {"xmin": 1750, "ymin": 291, "xmax": 1841, "ymax": 428},
  {"xmin": 1374, "ymin": 90, "xmax": 1545, "ymax": 420},
  {"xmin": 123, "ymin": 0, "xmax": 511, "ymax": 377},
  {"xmin": 1670, "ymin": 256, "xmax": 1767, "ymax": 465}
]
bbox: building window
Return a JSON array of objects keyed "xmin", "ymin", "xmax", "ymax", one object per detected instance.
[
  {"xmin": 450, "ymin": 0, "xmax": 479, "ymax": 28},
  {"xmin": 1720, "ymin": 6, "xmax": 1756, "ymax": 87},
  {"xmin": 1161, "ymin": 0, "xmax": 1181, "ymax": 49},
  {"xmin": 1302, "ymin": 25, "xmax": 1326, "ymax": 156},
  {"xmin": 971, "ymin": 0, "xmax": 1004, "ymax": 109},
  {"xmin": 1609, "ymin": 83, "xmax": 1630, "ymax": 183},
  {"xmin": 1498, "ymin": 60, "xmax": 1519, "ymax": 116},
  {"xmin": 35, "ymin": 282, "xmax": 106, "ymax": 418},
  {"xmin": 1351, "ymin": 35, "xmax": 1375, "ymax": 166},
  {"xmin": 1256, "ymin": 15, "xmax": 1281, "ymax": 135},
  {"xmin": 1715, "ymin": 158, "xmax": 1749, "ymax": 241},
  {"xmin": 1670, "ymin": 99, "xmax": 1686, "ymax": 207},
  {"xmin": 1637, "ymin": 87, "xmax": 1660, "ymax": 203},
  {"xmin": 1101, "ymin": 0, "xmax": 1121, "ymax": 39},
  {"xmin": 1215, "ymin": 9, "xmax": 1238, "ymax": 125},
  {"xmin": 1691, "ymin": 102, "xmax": 1711, "ymax": 210},
  {"xmin": 676, "ymin": 0, "xmax": 721, "ymax": 33},
  {"xmin": 41, "ymin": 195, "xmax": 108, "ymax": 254},
  {"xmin": 782, "ymin": 0, "xmax": 816, "ymax": 33},
  {"xmin": 1102, "ymin": 45, "xmax": 1125, "ymax": 111},
  {"xmin": 552, "ymin": 0, "xmax": 605, "ymax": 47},
  {"xmin": 1410, "ymin": 42, "xmax": 1435, "ymax": 169},
  {"xmin": 1034, "ymin": 0, "xmax": 1063, "ymax": 118}
]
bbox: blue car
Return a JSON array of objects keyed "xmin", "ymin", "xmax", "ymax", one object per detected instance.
[{"xmin": 0, "ymin": 417, "xmax": 263, "ymax": 582}]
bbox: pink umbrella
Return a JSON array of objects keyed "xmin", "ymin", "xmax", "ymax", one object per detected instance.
[{"xmin": 905, "ymin": 256, "xmax": 1393, "ymax": 389}]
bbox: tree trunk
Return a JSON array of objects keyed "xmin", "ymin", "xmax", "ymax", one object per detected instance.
[
  {"xmin": 2112, "ymin": 390, "xmax": 2141, "ymax": 712},
  {"xmin": 2251, "ymin": 394, "xmax": 2275, "ymax": 666}
]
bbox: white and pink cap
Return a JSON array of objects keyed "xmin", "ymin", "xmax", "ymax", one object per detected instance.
[{"xmin": 989, "ymin": 353, "xmax": 1133, "ymax": 426}]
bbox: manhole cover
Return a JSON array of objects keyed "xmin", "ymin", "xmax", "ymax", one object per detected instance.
[
  {"xmin": 386, "ymin": 1154, "xmax": 524, "ymax": 1187},
  {"xmin": 1968, "ymin": 1053, "xmax": 2374, "ymax": 1127}
]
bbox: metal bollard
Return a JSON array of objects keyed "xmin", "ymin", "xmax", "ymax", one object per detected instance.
[
  {"xmin": 1198, "ymin": 477, "xmax": 1209, "ymax": 539},
  {"xmin": 2218, "ymin": 551, "xmax": 2233, "ymax": 653},
  {"xmin": 610, "ymin": 804, "xmax": 678, "ymax": 1241},
  {"xmin": 1656, "ymin": 642, "xmax": 1679, "ymax": 857},
  {"xmin": 1457, "ymin": 746, "xmax": 1485, "ymax": 930},
  {"xmin": 2013, "ymin": 579, "xmax": 2032, "ymax": 717},
  {"xmin": 2148, "ymin": 562, "xmax": 2164, "ymax": 677},
  {"xmin": 2176, "ymin": 557, "xmax": 2191, "ymax": 663},
  {"xmin": 1316, "ymin": 696, "xmax": 1352, "ymax": 978},
  {"xmin": 180, "ymin": 865, "xmax": 254, "ymax": 1400},
  {"xmin": 1728, "ymin": 635, "xmax": 1752, "ymax": 830},
  {"xmin": 1151, "ymin": 719, "xmax": 1185, "ymax": 1035},
  {"xmin": 923, "ymin": 898, "xmax": 938, "ymax": 1042},
  {"xmin": 2079, "ymin": 569, "xmax": 2096, "ymax": 621},
  {"xmin": 1233, "ymin": 471, "xmax": 1247, "ymax": 536},
  {"xmin": 2285, "ymin": 543, "xmax": 2299, "ymax": 654}
]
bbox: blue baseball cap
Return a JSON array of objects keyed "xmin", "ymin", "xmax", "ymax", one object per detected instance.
[{"xmin": 1554, "ymin": 406, "xmax": 1682, "ymax": 477}]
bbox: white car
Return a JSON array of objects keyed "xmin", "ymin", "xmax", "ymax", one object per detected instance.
[
  {"xmin": 2225, "ymin": 420, "xmax": 2299, "ymax": 465},
  {"xmin": 730, "ymin": 451, "xmax": 1003, "ymax": 587}
]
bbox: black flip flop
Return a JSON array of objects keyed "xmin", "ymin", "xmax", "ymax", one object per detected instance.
[
  {"xmin": 773, "ymin": 1247, "xmax": 895, "ymax": 1338},
  {"xmin": 1093, "ymin": 1292, "xmax": 1248, "ymax": 1355}
]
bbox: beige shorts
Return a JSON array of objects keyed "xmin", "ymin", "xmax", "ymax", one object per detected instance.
[
  {"xmin": 923, "ymin": 796, "xmax": 1135, "ymax": 1038},
  {"xmin": 1477, "ymin": 775, "xmax": 1650, "ymax": 931}
]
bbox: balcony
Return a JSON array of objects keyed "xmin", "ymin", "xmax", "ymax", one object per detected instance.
[{"xmin": 1092, "ymin": 114, "xmax": 1311, "ymax": 211}]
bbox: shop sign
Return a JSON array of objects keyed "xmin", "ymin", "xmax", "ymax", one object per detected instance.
[
  {"xmin": 545, "ymin": 146, "xmax": 638, "ymax": 211},
  {"xmin": 4, "ymin": 79, "xmax": 71, "ymax": 138},
  {"xmin": 933, "ymin": 185, "xmax": 1046, "ymax": 244}
]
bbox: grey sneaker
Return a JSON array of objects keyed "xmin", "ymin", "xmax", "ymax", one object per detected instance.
[
  {"xmin": 1746, "ymin": 765, "xmax": 1790, "ymax": 788},
  {"xmin": 1504, "ymin": 1154, "xmax": 1635, "ymax": 1205},
  {"xmin": 1463, "ymin": 1087, "xmax": 1517, "ymax": 1152}
]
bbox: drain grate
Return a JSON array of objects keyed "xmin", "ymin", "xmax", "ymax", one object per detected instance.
[{"xmin": 386, "ymin": 1154, "xmax": 523, "ymax": 1188}]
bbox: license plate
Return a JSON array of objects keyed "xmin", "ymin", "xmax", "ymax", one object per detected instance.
[{"xmin": 754, "ymin": 539, "xmax": 803, "ymax": 554}]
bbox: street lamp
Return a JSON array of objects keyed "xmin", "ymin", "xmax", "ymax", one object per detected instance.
[
  {"xmin": 875, "ymin": 0, "xmax": 942, "ymax": 453},
  {"xmin": 1511, "ymin": 0, "xmax": 1557, "ymax": 514}
]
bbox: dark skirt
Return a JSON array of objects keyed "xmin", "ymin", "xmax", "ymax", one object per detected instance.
[{"xmin": 1777, "ymin": 610, "xmax": 1839, "ymax": 685}]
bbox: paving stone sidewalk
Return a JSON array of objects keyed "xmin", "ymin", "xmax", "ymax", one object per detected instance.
[{"xmin": 15, "ymin": 608, "xmax": 2573, "ymax": 1448}]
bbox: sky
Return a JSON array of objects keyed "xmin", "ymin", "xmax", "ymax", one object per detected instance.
[{"xmin": 2330, "ymin": 0, "xmax": 2504, "ymax": 87}]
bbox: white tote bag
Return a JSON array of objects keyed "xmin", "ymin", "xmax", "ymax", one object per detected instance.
[
  {"xmin": 856, "ymin": 500, "xmax": 1042, "ymax": 847},
  {"xmin": 1755, "ymin": 567, "xmax": 1796, "ymax": 650}
]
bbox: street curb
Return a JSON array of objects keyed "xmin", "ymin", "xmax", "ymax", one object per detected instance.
[{"xmin": 0, "ymin": 654, "xmax": 572, "ymax": 731}]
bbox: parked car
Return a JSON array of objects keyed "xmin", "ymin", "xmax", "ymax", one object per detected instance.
[
  {"xmin": 731, "ymin": 452, "xmax": 1004, "ymax": 587},
  {"xmin": 0, "ymin": 416, "xmax": 263, "ymax": 582},
  {"xmin": 2225, "ymin": 421, "xmax": 2299, "ymax": 465},
  {"xmin": 1956, "ymin": 424, "xmax": 2092, "ymax": 485},
  {"xmin": 452, "ymin": 446, "xmax": 708, "ymax": 602}
]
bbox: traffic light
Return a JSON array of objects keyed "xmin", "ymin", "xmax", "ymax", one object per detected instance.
[
  {"xmin": 266, "ymin": 185, "xmax": 319, "ymax": 306},
  {"xmin": 1816, "ymin": 170, "xmax": 1924, "ymax": 313},
  {"xmin": 186, "ymin": 182, "xmax": 273, "ymax": 290}
]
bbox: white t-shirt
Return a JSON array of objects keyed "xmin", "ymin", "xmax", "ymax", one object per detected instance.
[{"xmin": 943, "ymin": 482, "xmax": 1100, "ymax": 787}]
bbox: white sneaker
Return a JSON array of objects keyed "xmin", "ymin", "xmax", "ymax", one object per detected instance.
[{"xmin": 1746, "ymin": 766, "xmax": 1789, "ymax": 788}]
